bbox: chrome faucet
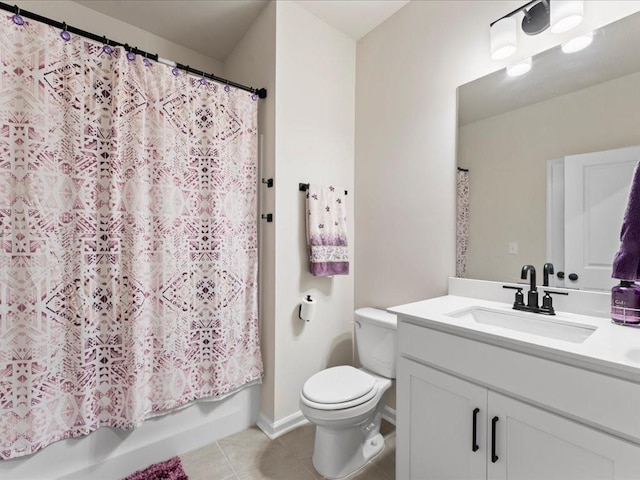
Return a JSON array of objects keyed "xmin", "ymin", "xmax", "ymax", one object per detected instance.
[{"xmin": 521, "ymin": 265, "xmax": 538, "ymax": 309}]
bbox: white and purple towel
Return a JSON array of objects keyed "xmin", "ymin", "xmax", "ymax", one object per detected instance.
[
  {"xmin": 306, "ymin": 184, "xmax": 349, "ymax": 276},
  {"xmin": 612, "ymin": 161, "xmax": 640, "ymax": 280}
]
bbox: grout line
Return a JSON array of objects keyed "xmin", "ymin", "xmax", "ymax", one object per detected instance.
[
  {"xmin": 216, "ymin": 441, "xmax": 241, "ymax": 477},
  {"xmin": 187, "ymin": 425, "xmax": 394, "ymax": 480}
]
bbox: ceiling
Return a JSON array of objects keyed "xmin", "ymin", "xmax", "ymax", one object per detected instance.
[
  {"xmin": 74, "ymin": 0, "xmax": 409, "ymax": 63},
  {"xmin": 295, "ymin": 0, "xmax": 409, "ymax": 41}
]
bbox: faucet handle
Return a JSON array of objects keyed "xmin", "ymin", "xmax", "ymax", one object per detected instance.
[
  {"xmin": 540, "ymin": 290, "xmax": 569, "ymax": 315},
  {"xmin": 503, "ymin": 285, "xmax": 525, "ymax": 308}
]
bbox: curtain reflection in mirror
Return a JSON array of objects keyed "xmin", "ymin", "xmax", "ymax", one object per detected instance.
[{"xmin": 457, "ymin": 168, "xmax": 470, "ymax": 278}]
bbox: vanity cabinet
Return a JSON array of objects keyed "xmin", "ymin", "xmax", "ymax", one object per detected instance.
[
  {"xmin": 397, "ymin": 358, "xmax": 486, "ymax": 480},
  {"xmin": 488, "ymin": 391, "xmax": 640, "ymax": 480},
  {"xmin": 396, "ymin": 319, "xmax": 640, "ymax": 480}
]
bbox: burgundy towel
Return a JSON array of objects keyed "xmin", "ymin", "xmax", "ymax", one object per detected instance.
[
  {"xmin": 612, "ymin": 162, "xmax": 640, "ymax": 280},
  {"xmin": 306, "ymin": 184, "xmax": 349, "ymax": 276}
]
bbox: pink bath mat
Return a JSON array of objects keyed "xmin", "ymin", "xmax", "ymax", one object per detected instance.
[{"xmin": 122, "ymin": 456, "xmax": 188, "ymax": 480}]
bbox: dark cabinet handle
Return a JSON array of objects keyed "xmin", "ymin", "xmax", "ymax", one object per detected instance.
[
  {"xmin": 491, "ymin": 416, "xmax": 499, "ymax": 463},
  {"xmin": 568, "ymin": 273, "xmax": 579, "ymax": 281},
  {"xmin": 472, "ymin": 408, "xmax": 479, "ymax": 452},
  {"xmin": 557, "ymin": 271, "xmax": 565, "ymax": 279}
]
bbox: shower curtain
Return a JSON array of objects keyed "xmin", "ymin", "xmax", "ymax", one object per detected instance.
[
  {"xmin": 456, "ymin": 169, "xmax": 470, "ymax": 278},
  {"xmin": 0, "ymin": 18, "xmax": 262, "ymax": 459}
]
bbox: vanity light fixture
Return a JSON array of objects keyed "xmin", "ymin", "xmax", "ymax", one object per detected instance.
[
  {"xmin": 490, "ymin": 0, "xmax": 550, "ymax": 61},
  {"xmin": 507, "ymin": 57, "xmax": 533, "ymax": 77},
  {"xmin": 490, "ymin": 0, "xmax": 585, "ymax": 60},
  {"xmin": 561, "ymin": 32, "xmax": 593, "ymax": 53}
]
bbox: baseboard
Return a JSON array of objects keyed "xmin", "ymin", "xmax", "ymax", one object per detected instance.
[
  {"xmin": 382, "ymin": 405, "xmax": 396, "ymax": 425},
  {"xmin": 257, "ymin": 406, "xmax": 395, "ymax": 440},
  {"xmin": 257, "ymin": 410, "xmax": 309, "ymax": 440}
]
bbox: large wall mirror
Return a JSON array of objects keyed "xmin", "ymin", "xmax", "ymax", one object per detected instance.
[{"xmin": 457, "ymin": 11, "xmax": 640, "ymax": 291}]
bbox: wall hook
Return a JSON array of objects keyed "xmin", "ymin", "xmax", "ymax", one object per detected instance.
[
  {"xmin": 261, "ymin": 178, "xmax": 273, "ymax": 188},
  {"xmin": 261, "ymin": 214, "xmax": 273, "ymax": 222}
]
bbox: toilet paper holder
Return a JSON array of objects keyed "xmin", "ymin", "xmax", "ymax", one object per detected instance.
[{"xmin": 299, "ymin": 294, "xmax": 317, "ymax": 322}]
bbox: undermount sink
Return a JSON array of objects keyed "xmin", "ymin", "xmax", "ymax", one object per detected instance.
[{"xmin": 446, "ymin": 306, "xmax": 597, "ymax": 344}]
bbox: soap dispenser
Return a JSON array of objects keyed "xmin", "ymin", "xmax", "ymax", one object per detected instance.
[{"xmin": 611, "ymin": 281, "xmax": 640, "ymax": 325}]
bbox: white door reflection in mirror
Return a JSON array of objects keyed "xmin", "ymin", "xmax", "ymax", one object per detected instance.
[{"xmin": 547, "ymin": 146, "xmax": 639, "ymax": 290}]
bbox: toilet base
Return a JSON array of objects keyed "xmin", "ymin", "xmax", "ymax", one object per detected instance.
[{"xmin": 312, "ymin": 427, "xmax": 385, "ymax": 479}]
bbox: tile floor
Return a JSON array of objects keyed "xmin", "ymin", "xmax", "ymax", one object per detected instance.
[{"xmin": 178, "ymin": 421, "xmax": 396, "ymax": 480}]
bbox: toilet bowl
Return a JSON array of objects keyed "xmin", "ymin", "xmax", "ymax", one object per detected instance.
[
  {"xmin": 300, "ymin": 366, "xmax": 392, "ymax": 479},
  {"xmin": 299, "ymin": 308, "xmax": 397, "ymax": 479}
]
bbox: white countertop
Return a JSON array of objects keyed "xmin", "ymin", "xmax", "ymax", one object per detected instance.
[{"xmin": 389, "ymin": 294, "xmax": 640, "ymax": 383}]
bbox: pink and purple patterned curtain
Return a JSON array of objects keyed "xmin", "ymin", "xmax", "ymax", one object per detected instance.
[
  {"xmin": 456, "ymin": 169, "xmax": 469, "ymax": 278},
  {"xmin": 0, "ymin": 18, "xmax": 262, "ymax": 459}
]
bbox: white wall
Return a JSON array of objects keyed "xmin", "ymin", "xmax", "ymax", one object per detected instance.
[
  {"xmin": 460, "ymin": 71, "xmax": 640, "ymax": 284},
  {"xmin": 355, "ymin": 0, "xmax": 640, "ymax": 309},
  {"xmin": 223, "ymin": 0, "xmax": 278, "ymax": 430},
  {"xmin": 1, "ymin": 3, "xmax": 253, "ymax": 479},
  {"xmin": 224, "ymin": 0, "xmax": 356, "ymax": 435},
  {"xmin": 272, "ymin": 0, "xmax": 356, "ymax": 425},
  {"xmin": 15, "ymin": 1, "xmax": 222, "ymax": 73}
]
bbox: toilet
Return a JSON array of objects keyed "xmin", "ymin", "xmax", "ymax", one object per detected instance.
[{"xmin": 300, "ymin": 307, "xmax": 397, "ymax": 479}]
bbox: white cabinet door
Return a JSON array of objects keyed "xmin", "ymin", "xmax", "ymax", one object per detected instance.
[
  {"xmin": 397, "ymin": 358, "xmax": 487, "ymax": 480},
  {"xmin": 488, "ymin": 391, "xmax": 640, "ymax": 480}
]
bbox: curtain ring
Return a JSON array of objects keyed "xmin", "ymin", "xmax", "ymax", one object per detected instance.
[
  {"xmin": 60, "ymin": 22, "xmax": 71, "ymax": 42},
  {"xmin": 143, "ymin": 52, "xmax": 151, "ymax": 67},
  {"xmin": 125, "ymin": 44, "xmax": 135, "ymax": 62},
  {"xmin": 12, "ymin": 5, "xmax": 25, "ymax": 26},
  {"xmin": 102, "ymin": 36, "xmax": 113, "ymax": 55}
]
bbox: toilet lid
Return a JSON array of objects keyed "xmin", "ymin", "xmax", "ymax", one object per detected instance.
[{"xmin": 302, "ymin": 366, "xmax": 375, "ymax": 405}]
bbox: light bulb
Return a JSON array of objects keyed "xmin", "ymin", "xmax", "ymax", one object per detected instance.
[
  {"xmin": 507, "ymin": 57, "xmax": 532, "ymax": 77},
  {"xmin": 561, "ymin": 32, "xmax": 593, "ymax": 53}
]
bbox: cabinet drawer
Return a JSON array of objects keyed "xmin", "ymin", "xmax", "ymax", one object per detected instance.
[{"xmin": 399, "ymin": 319, "xmax": 640, "ymax": 443}]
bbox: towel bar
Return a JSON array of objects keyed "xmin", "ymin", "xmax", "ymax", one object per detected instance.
[{"xmin": 299, "ymin": 183, "xmax": 347, "ymax": 195}]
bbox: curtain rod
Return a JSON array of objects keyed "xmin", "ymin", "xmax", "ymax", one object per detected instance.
[{"xmin": 0, "ymin": 2, "xmax": 267, "ymax": 99}]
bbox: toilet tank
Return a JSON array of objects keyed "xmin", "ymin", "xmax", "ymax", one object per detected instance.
[{"xmin": 354, "ymin": 308, "xmax": 397, "ymax": 379}]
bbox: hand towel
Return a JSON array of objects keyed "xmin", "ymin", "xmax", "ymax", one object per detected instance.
[
  {"xmin": 306, "ymin": 184, "xmax": 349, "ymax": 276},
  {"xmin": 612, "ymin": 161, "xmax": 640, "ymax": 280}
]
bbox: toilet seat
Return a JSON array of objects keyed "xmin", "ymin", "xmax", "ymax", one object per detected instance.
[{"xmin": 301, "ymin": 366, "xmax": 378, "ymax": 411}]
